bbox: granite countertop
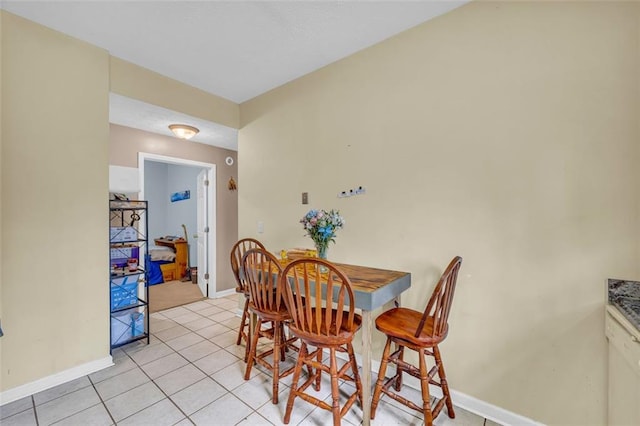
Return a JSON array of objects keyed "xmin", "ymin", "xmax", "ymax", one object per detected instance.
[{"xmin": 608, "ymin": 279, "xmax": 640, "ymax": 331}]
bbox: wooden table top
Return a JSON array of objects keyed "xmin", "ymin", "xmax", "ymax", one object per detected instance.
[{"xmin": 275, "ymin": 260, "xmax": 411, "ymax": 311}]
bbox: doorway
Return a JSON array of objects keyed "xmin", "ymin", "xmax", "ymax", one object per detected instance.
[{"xmin": 138, "ymin": 152, "xmax": 217, "ymax": 303}]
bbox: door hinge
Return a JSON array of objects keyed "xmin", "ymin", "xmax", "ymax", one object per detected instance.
[
  {"xmin": 204, "ymin": 273, "xmax": 209, "ymax": 280},
  {"xmin": 204, "ymin": 180, "xmax": 210, "ymax": 186},
  {"xmin": 204, "ymin": 227, "xmax": 209, "ymax": 233}
]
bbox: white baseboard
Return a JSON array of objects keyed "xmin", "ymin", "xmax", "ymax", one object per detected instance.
[
  {"xmin": 0, "ymin": 356, "xmax": 113, "ymax": 406},
  {"xmin": 341, "ymin": 350, "xmax": 543, "ymax": 426},
  {"xmin": 215, "ymin": 288, "xmax": 237, "ymax": 298}
]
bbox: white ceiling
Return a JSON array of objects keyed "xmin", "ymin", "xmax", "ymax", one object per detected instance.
[{"xmin": 2, "ymin": 1, "xmax": 468, "ymax": 150}]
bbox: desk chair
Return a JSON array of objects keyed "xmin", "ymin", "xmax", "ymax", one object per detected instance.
[
  {"xmin": 230, "ymin": 238, "xmax": 266, "ymax": 361},
  {"xmin": 370, "ymin": 256, "xmax": 462, "ymax": 425},
  {"xmin": 281, "ymin": 258, "xmax": 362, "ymax": 426}
]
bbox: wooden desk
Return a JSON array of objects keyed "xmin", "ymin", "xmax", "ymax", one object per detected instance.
[{"xmin": 154, "ymin": 238, "xmax": 188, "ymax": 279}]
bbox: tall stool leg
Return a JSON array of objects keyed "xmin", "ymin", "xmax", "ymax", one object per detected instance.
[
  {"xmin": 272, "ymin": 321, "xmax": 281, "ymax": 404},
  {"xmin": 418, "ymin": 348, "xmax": 434, "ymax": 425},
  {"xmin": 395, "ymin": 345, "xmax": 405, "ymax": 391},
  {"xmin": 371, "ymin": 338, "xmax": 393, "ymax": 419},
  {"xmin": 236, "ymin": 296, "xmax": 249, "ymax": 346},
  {"xmin": 434, "ymin": 345, "xmax": 455, "ymax": 418},
  {"xmin": 284, "ymin": 343, "xmax": 307, "ymax": 424},
  {"xmin": 329, "ymin": 348, "xmax": 340, "ymax": 426},
  {"xmin": 346, "ymin": 343, "xmax": 362, "ymax": 406}
]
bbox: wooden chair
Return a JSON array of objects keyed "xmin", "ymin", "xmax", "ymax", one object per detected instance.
[
  {"xmin": 241, "ymin": 248, "xmax": 299, "ymax": 404},
  {"xmin": 280, "ymin": 258, "xmax": 363, "ymax": 426},
  {"xmin": 370, "ymin": 256, "xmax": 463, "ymax": 425},
  {"xmin": 230, "ymin": 238, "xmax": 266, "ymax": 361}
]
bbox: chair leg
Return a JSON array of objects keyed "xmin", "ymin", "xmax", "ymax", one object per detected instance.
[
  {"xmin": 395, "ymin": 345, "xmax": 405, "ymax": 391},
  {"xmin": 272, "ymin": 321, "xmax": 281, "ymax": 404},
  {"xmin": 244, "ymin": 317, "xmax": 262, "ymax": 381},
  {"xmin": 346, "ymin": 343, "xmax": 362, "ymax": 407},
  {"xmin": 371, "ymin": 337, "xmax": 392, "ymax": 420},
  {"xmin": 329, "ymin": 348, "xmax": 341, "ymax": 426},
  {"xmin": 418, "ymin": 348, "xmax": 434, "ymax": 425},
  {"xmin": 284, "ymin": 343, "xmax": 308, "ymax": 424},
  {"xmin": 314, "ymin": 347, "xmax": 322, "ymax": 391},
  {"xmin": 434, "ymin": 345, "xmax": 455, "ymax": 419},
  {"xmin": 236, "ymin": 296, "xmax": 249, "ymax": 346}
]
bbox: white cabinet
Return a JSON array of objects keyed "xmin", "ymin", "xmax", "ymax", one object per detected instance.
[{"xmin": 606, "ymin": 306, "xmax": 640, "ymax": 425}]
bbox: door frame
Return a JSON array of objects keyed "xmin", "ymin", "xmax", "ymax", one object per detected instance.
[{"xmin": 137, "ymin": 152, "xmax": 217, "ymax": 297}]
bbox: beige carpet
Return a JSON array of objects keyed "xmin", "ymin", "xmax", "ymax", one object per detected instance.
[{"xmin": 148, "ymin": 280, "xmax": 205, "ymax": 313}]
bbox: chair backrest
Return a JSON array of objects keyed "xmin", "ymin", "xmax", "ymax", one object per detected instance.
[
  {"xmin": 281, "ymin": 258, "xmax": 357, "ymax": 340},
  {"xmin": 242, "ymin": 248, "xmax": 285, "ymax": 314},
  {"xmin": 415, "ymin": 256, "xmax": 463, "ymax": 339},
  {"xmin": 230, "ymin": 238, "xmax": 266, "ymax": 292}
]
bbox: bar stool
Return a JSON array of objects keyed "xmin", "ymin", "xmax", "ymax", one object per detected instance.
[
  {"xmin": 241, "ymin": 247, "xmax": 299, "ymax": 403},
  {"xmin": 280, "ymin": 258, "xmax": 363, "ymax": 426},
  {"xmin": 370, "ymin": 256, "xmax": 463, "ymax": 425},
  {"xmin": 230, "ymin": 238, "xmax": 266, "ymax": 361}
]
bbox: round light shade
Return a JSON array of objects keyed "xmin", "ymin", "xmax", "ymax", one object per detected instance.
[{"xmin": 169, "ymin": 124, "xmax": 199, "ymax": 140}]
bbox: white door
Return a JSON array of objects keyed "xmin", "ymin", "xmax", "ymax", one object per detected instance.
[{"xmin": 196, "ymin": 169, "xmax": 209, "ymax": 297}]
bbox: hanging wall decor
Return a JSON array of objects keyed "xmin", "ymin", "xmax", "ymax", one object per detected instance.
[{"xmin": 170, "ymin": 190, "xmax": 190, "ymax": 202}]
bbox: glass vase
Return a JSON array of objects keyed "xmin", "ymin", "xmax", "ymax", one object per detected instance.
[
  {"xmin": 315, "ymin": 243, "xmax": 329, "ymax": 273},
  {"xmin": 315, "ymin": 244, "xmax": 328, "ymax": 260}
]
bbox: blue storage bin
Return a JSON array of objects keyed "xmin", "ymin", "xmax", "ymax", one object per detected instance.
[
  {"xmin": 110, "ymin": 274, "xmax": 140, "ymax": 310},
  {"xmin": 111, "ymin": 310, "xmax": 145, "ymax": 345}
]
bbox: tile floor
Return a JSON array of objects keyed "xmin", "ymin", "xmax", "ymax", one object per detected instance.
[{"xmin": 1, "ymin": 294, "xmax": 498, "ymax": 425}]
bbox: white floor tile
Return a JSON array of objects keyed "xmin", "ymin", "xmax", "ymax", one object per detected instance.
[
  {"xmin": 154, "ymin": 364, "xmax": 206, "ymax": 395},
  {"xmin": 141, "ymin": 353, "xmax": 189, "ymax": 380},
  {"xmin": 153, "ymin": 324, "xmax": 191, "ymax": 342},
  {"xmin": 210, "ymin": 329, "xmax": 238, "ymax": 348},
  {"xmin": 104, "ymin": 382, "xmax": 165, "ymax": 422},
  {"xmin": 34, "ymin": 376, "xmax": 92, "ymax": 406},
  {"xmin": 95, "ymin": 367, "xmax": 150, "ymax": 401},
  {"xmin": 1, "ymin": 408, "xmax": 37, "ymax": 426},
  {"xmin": 190, "ymin": 393, "xmax": 253, "ymax": 426},
  {"xmin": 51, "ymin": 403, "xmax": 113, "ymax": 426},
  {"xmin": 209, "ymin": 310, "xmax": 238, "ymax": 323},
  {"xmin": 197, "ymin": 305, "xmax": 224, "ymax": 317},
  {"xmin": 170, "ymin": 377, "xmax": 227, "ymax": 416},
  {"xmin": 210, "ymin": 359, "xmax": 257, "ymax": 391},
  {"xmin": 193, "ymin": 349, "xmax": 239, "ymax": 375},
  {"xmin": 171, "ymin": 312, "xmax": 203, "ymax": 325},
  {"xmin": 126, "ymin": 341, "xmax": 175, "ymax": 366},
  {"xmin": 18, "ymin": 298, "xmax": 491, "ymax": 426},
  {"xmin": 0, "ymin": 396, "xmax": 33, "ymax": 420},
  {"xmin": 118, "ymin": 398, "xmax": 185, "ymax": 426},
  {"xmin": 90, "ymin": 355, "xmax": 137, "ymax": 384},
  {"xmin": 183, "ymin": 300, "xmax": 213, "ymax": 312},
  {"xmin": 236, "ymin": 411, "xmax": 275, "ymax": 425},
  {"xmin": 36, "ymin": 386, "xmax": 101, "ymax": 426},
  {"xmin": 183, "ymin": 316, "xmax": 217, "ymax": 331},
  {"xmin": 178, "ymin": 339, "xmax": 221, "ymax": 362},
  {"xmin": 164, "ymin": 331, "xmax": 205, "ymax": 351}
]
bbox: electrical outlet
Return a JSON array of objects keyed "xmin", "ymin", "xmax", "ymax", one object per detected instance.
[
  {"xmin": 302, "ymin": 192, "xmax": 308, "ymax": 204},
  {"xmin": 257, "ymin": 221, "xmax": 264, "ymax": 233}
]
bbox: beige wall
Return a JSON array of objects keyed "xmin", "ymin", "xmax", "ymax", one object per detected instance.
[
  {"xmin": 110, "ymin": 58, "xmax": 239, "ymax": 130},
  {"xmin": 239, "ymin": 2, "xmax": 640, "ymax": 424},
  {"xmin": 1, "ymin": 12, "xmax": 110, "ymax": 390},
  {"xmin": 109, "ymin": 124, "xmax": 238, "ymax": 293}
]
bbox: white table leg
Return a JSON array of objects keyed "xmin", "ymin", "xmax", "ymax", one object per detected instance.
[{"xmin": 361, "ymin": 309, "xmax": 372, "ymax": 426}]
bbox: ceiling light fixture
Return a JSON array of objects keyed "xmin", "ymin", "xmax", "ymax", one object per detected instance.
[{"xmin": 168, "ymin": 124, "xmax": 199, "ymax": 140}]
